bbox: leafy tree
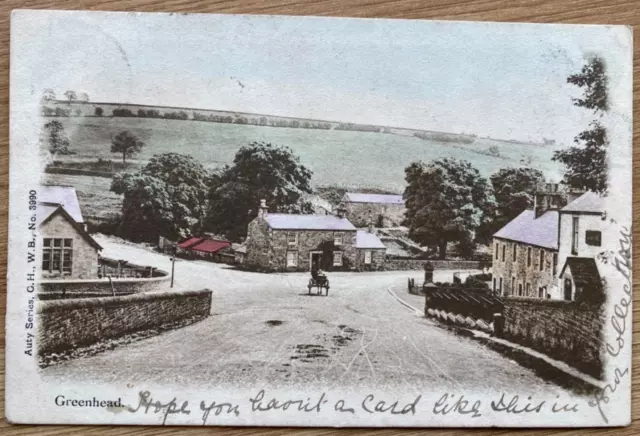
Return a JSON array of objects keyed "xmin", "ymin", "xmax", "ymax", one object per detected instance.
[
  {"xmin": 206, "ymin": 141, "xmax": 313, "ymax": 241},
  {"xmin": 63, "ymin": 90, "xmax": 76, "ymax": 105},
  {"xmin": 110, "ymin": 153, "xmax": 214, "ymax": 242},
  {"xmin": 79, "ymin": 92, "xmax": 90, "ymax": 102},
  {"xmin": 110, "ymin": 130, "xmax": 144, "ymax": 165},
  {"xmin": 94, "ymin": 107, "xmax": 103, "ymax": 116},
  {"xmin": 75, "ymin": 109, "xmax": 82, "ymax": 117},
  {"xmin": 553, "ymin": 56, "xmax": 608, "ymax": 193},
  {"xmin": 403, "ymin": 158, "xmax": 494, "ymax": 259},
  {"xmin": 41, "ymin": 120, "xmax": 70, "ymax": 159},
  {"xmin": 477, "ymin": 167, "xmax": 545, "ymax": 241}
]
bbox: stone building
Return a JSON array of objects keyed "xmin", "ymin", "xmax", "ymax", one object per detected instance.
[
  {"xmin": 246, "ymin": 200, "xmax": 386, "ymax": 272},
  {"xmin": 342, "ymin": 192, "xmax": 405, "ymax": 227},
  {"xmin": 557, "ymin": 191, "xmax": 606, "ymax": 301},
  {"xmin": 492, "ymin": 184, "xmax": 605, "ymax": 301},
  {"xmin": 38, "ymin": 200, "xmax": 102, "ymax": 280}
]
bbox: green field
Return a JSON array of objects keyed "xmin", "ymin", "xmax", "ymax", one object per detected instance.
[{"xmin": 50, "ymin": 117, "xmax": 563, "ymax": 192}]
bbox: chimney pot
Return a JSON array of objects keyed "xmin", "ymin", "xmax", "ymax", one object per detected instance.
[{"xmin": 258, "ymin": 199, "xmax": 268, "ymax": 217}]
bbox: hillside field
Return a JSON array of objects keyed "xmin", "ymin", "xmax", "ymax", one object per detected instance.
[{"xmin": 47, "ymin": 116, "xmax": 563, "ymax": 192}]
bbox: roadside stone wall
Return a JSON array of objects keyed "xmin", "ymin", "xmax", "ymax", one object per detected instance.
[
  {"xmin": 502, "ymin": 297, "xmax": 605, "ymax": 379},
  {"xmin": 37, "ymin": 289, "xmax": 212, "ymax": 356},
  {"xmin": 39, "ymin": 272, "xmax": 170, "ymax": 298},
  {"xmin": 385, "ymin": 259, "xmax": 485, "ymax": 271},
  {"xmin": 354, "ymin": 248, "xmax": 386, "ymax": 271}
]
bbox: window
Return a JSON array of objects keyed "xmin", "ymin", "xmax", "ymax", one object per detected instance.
[
  {"xmin": 585, "ymin": 230, "xmax": 602, "ymax": 246},
  {"xmin": 286, "ymin": 251, "xmax": 297, "ymax": 267},
  {"xmin": 287, "ymin": 232, "xmax": 298, "ymax": 246},
  {"xmin": 493, "ymin": 278, "xmax": 496, "ymax": 293},
  {"xmin": 571, "ymin": 217, "xmax": 579, "ymax": 255},
  {"xmin": 333, "ymin": 252, "xmax": 343, "ymax": 266},
  {"xmin": 511, "ymin": 277, "xmax": 515, "ymax": 294},
  {"xmin": 499, "ymin": 277, "xmax": 503, "ymax": 295},
  {"xmin": 512, "ymin": 244, "xmax": 517, "ymax": 261},
  {"xmin": 42, "ymin": 238, "xmax": 73, "ymax": 275},
  {"xmin": 334, "ymin": 232, "xmax": 344, "ymax": 246},
  {"xmin": 501, "ymin": 244, "xmax": 506, "ymax": 262},
  {"xmin": 495, "ymin": 243, "xmax": 499, "ymax": 259},
  {"xmin": 527, "ymin": 247, "xmax": 532, "ymax": 267},
  {"xmin": 518, "ymin": 283, "xmax": 523, "ymax": 296},
  {"xmin": 539, "ymin": 249, "xmax": 545, "ymax": 271},
  {"xmin": 553, "ymin": 252, "xmax": 558, "ymax": 277},
  {"xmin": 364, "ymin": 250, "xmax": 372, "ymax": 264},
  {"xmin": 526, "ymin": 283, "xmax": 531, "ymax": 296},
  {"xmin": 538, "ymin": 287, "xmax": 544, "ymax": 298}
]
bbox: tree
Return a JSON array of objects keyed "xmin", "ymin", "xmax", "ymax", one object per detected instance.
[
  {"xmin": 64, "ymin": 90, "xmax": 76, "ymax": 105},
  {"xmin": 79, "ymin": 92, "xmax": 90, "ymax": 102},
  {"xmin": 94, "ymin": 107, "xmax": 103, "ymax": 116},
  {"xmin": 553, "ymin": 56, "xmax": 608, "ymax": 193},
  {"xmin": 206, "ymin": 141, "xmax": 313, "ymax": 241},
  {"xmin": 477, "ymin": 167, "xmax": 545, "ymax": 241},
  {"xmin": 75, "ymin": 109, "xmax": 82, "ymax": 117},
  {"xmin": 41, "ymin": 120, "xmax": 70, "ymax": 159},
  {"xmin": 110, "ymin": 130, "xmax": 144, "ymax": 165},
  {"xmin": 41, "ymin": 88, "xmax": 56, "ymax": 103},
  {"xmin": 110, "ymin": 153, "xmax": 214, "ymax": 242},
  {"xmin": 403, "ymin": 158, "xmax": 494, "ymax": 259}
]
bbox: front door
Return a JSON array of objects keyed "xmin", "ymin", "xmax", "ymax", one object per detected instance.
[
  {"xmin": 310, "ymin": 252, "xmax": 322, "ymax": 271},
  {"xmin": 564, "ymin": 278, "xmax": 573, "ymax": 301}
]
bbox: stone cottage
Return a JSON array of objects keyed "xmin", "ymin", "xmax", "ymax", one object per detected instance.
[
  {"xmin": 492, "ymin": 184, "xmax": 605, "ymax": 301},
  {"xmin": 246, "ymin": 200, "xmax": 386, "ymax": 272},
  {"xmin": 38, "ymin": 197, "xmax": 102, "ymax": 280},
  {"xmin": 342, "ymin": 192, "xmax": 405, "ymax": 227}
]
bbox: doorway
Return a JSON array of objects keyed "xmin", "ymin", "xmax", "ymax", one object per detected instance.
[
  {"xmin": 564, "ymin": 278, "xmax": 573, "ymax": 301},
  {"xmin": 309, "ymin": 251, "xmax": 323, "ymax": 271}
]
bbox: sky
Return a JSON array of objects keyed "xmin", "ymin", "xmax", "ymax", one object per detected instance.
[{"xmin": 13, "ymin": 10, "xmax": 633, "ymax": 144}]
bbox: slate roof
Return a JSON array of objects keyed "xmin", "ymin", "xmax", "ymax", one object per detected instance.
[
  {"xmin": 40, "ymin": 186, "xmax": 84, "ymax": 223},
  {"xmin": 344, "ymin": 193, "xmax": 404, "ymax": 205},
  {"xmin": 560, "ymin": 257, "xmax": 602, "ymax": 290},
  {"xmin": 37, "ymin": 204, "xmax": 61, "ymax": 226},
  {"xmin": 263, "ymin": 214, "xmax": 356, "ymax": 231},
  {"xmin": 561, "ymin": 191, "xmax": 604, "ymax": 214},
  {"xmin": 355, "ymin": 231, "xmax": 386, "ymax": 249},
  {"xmin": 493, "ymin": 210, "xmax": 559, "ymax": 250}
]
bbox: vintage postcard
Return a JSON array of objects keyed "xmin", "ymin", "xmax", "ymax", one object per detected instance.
[{"xmin": 6, "ymin": 9, "xmax": 633, "ymax": 427}]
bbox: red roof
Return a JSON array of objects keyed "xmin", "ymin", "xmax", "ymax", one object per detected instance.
[
  {"xmin": 191, "ymin": 239, "xmax": 231, "ymax": 253},
  {"xmin": 178, "ymin": 237, "xmax": 203, "ymax": 249}
]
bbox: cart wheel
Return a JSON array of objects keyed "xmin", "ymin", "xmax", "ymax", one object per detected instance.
[{"xmin": 325, "ymin": 287, "xmax": 329, "ymax": 296}]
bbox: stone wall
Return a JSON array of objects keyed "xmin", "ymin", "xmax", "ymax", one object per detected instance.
[
  {"xmin": 501, "ymin": 297, "xmax": 605, "ymax": 379},
  {"xmin": 384, "ymin": 259, "xmax": 485, "ymax": 271},
  {"xmin": 492, "ymin": 238, "xmax": 557, "ymax": 298},
  {"xmin": 37, "ymin": 289, "xmax": 212, "ymax": 356},
  {"xmin": 39, "ymin": 272, "xmax": 170, "ymax": 299}
]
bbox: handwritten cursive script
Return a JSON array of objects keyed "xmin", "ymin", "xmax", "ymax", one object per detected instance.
[{"xmin": 127, "ymin": 390, "xmax": 191, "ymax": 425}]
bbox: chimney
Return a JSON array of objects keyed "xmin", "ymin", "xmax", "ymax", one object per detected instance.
[
  {"xmin": 368, "ymin": 222, "xmax": 375, "ymax": 234},
  {"xmin": 336, "ymin": 202, "xmax": 346, "ymax": 219},
  {"xmin": 533, "ymin": 182, "xmax": 568, "ymax": 218},
  {"xmin": 257, "ymin": 199, "xmax": 268, "ymax": 218}
]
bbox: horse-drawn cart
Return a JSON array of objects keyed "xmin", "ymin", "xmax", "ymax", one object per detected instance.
[{"xmin": 308, "ymin": 275, "xmax": 329, "ymax": 296}]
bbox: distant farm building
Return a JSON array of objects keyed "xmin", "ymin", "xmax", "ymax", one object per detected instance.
[
  {"xmin": 342, "ymin": 192, "xmax": 405, "ymax": 227},
  {"xmin": 177, "ymin": 236, "xmax": 233, "ymax": 262}
]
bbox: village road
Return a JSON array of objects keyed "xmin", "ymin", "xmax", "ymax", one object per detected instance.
[{"xmin": 41, "ymin": 236, "xmax": 568, "ymax": 395}]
